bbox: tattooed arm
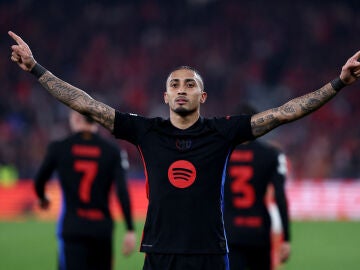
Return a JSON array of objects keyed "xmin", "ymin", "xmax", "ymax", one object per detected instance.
[
  {"xmin": 8, "ymin": 31, "xmax": 115, "ymax": 132},
  {"xmin": 38, "ymin": 73, "xmax": 115, "ymax": 131},
  {"xmin": 251, "ymin": 83, "xmax": 336, "ymax": 137},
  {"xmin": 251, "ymin": 50, "xmax": 360, "ymax": 138}
]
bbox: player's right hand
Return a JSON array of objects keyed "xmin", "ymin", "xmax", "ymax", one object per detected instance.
[
  {"xmin": 8, "ymin": 31, "xmax": 36, "ymax": 72},
  {"xmin": 280, "ymin": 241, "xmax": 291, "ymax": 263},
  {"xmin": 122, "ymin": 231, "xmax": 136, "ymax": 256},
  {"xmin": 38, "ymin": 197, "xmax": 50, "ymax": 210}
]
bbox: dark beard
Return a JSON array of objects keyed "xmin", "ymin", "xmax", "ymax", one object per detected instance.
[{"xmin": 172, "ymin": 107, "xmax": 196, "ymax": 117}]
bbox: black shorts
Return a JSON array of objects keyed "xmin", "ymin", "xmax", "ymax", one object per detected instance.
[
  {"xmin": 142, "ymin": 253, "xmax": 229, "ymax": 270},
  {"xmin": 228, "ymin": 244, "xmax": 271, "ymax": 270},
  {"xmin": 58, "ymin": 236, "xmax": 112, "ymax": 270}
]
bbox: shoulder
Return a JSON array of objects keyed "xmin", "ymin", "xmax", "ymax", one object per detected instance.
[
  {"xmin": 203, "ymin": 115, "xmax": 251, "ymax": 129},
  {"xmin": 94, "ymin": 134, "xmax": 121, "ymax": 152},
  {"xmin": 207, "ymin": 115, "xmax": 254, "ymax": 143},
  {"xmin": 113, "ymin": 110, "xmax": 164, "ymax": 140},
  {"xmin": 48, "ymin": 137, "xmax": 69, "ymax": 151},
  {"xmin": 263, "ymin": 140, "xmax": 285, "ymax": 156},
  {"xmin": 239, "ymin": 140, "xmax": 281, "ymax": 158},
  {"xmin": 115, "ymin": 111, "xmax": 162, "ymax": 125},
  {"xmin": 207, "ymin": 115, "xmax": 251, "ymax": 123}
]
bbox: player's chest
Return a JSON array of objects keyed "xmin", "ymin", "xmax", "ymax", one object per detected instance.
[{"xmin": 140, "ymin": 132, "xmax": 230, "ymax": 157}]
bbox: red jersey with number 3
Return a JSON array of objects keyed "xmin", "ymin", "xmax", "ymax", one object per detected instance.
[{"xmin": 223, "ymin": 140, "xmax": 289, "ymax": 246}]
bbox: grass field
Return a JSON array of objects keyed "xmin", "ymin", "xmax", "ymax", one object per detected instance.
[{"xmin": 0, "ymin": 220, "xmax": 359, "ymax": 270}]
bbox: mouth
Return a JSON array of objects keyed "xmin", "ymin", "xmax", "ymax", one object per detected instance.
[{"xmin": 175, "ymin": 97, "xmax": 188, "ymax": 105}]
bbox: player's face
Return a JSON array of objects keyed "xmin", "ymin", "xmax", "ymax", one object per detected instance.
[{"xmin": 164, "ymin": 69, "xmax": 207, "ymax": 116}]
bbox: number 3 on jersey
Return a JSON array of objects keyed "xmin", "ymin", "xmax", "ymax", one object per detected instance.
[
  {"xmin": 229, "ymin": 150, "xmax": 255, "ymax": 208},
  {"xmin": 74, "ymin": 160, "xmax": 98, "ymax": 203}
]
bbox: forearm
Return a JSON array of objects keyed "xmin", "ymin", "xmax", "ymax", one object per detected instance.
[
  {"xmin": 251, "ymin": 83, "xmax": 337, "ymax": 137},
  {"xmin": 275, "ymin": 192, "xmax": 290, "ymax": 241},
  {"xmin": 38, "ymin": 71, "xmax": 115, "ymax": 131},
  {"xmin": 34, "ymin": 169, "xmax": 52, "ymax": 200},
  {"xmin": 116, "ymin": 185, "xmax": 134, "ymax": 231}
]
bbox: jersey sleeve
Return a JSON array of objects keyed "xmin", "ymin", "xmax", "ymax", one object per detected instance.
[
  {"xmin": 113, "ymin": 148, "xmax": 134, "ymax": 231},
  {"xmin": 271, "ymin": 151, "xmax": 290, "ymax": 242},
  {"xmin": 112, "ymin": 110, "xmax": 151, "ymax": 145},
  {"xmin": 213, "ymin": 115, "xmax": 255, "ymax": 145},
  {"xmin": 33, "ymin": 142, "xmax": 58, "ymax": 200}
]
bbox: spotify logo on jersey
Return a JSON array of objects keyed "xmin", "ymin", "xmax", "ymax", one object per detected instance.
[{"xmin": 168, "ymin": 160, "xmax": 196, "ymax": 188}]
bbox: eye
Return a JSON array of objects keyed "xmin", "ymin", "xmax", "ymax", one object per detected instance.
[
  {"xmin": 187, "ymin": 82, "xmax": 195, "ymax": 88},
  {"xmin": 170, "ymin": 83, "xmax": 178, "ymax": 88}
]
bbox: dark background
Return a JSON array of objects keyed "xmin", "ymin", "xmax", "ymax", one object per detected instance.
[{"xmin": 1, "ymin": 0, "xmax": 360, "ymax": 179}]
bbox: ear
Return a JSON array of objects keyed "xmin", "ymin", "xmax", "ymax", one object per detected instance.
[
  {"xmin": 164, "ymin": 91, "xmax": 169, "ymax": 104},
  {"xmin": 200, "ymin": 91, "xmax": 207, "ymax": 104}
]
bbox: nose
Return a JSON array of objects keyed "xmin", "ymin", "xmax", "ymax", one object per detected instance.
[{"xmin": 177, "ymin": 86, "xmax": 186, "ymax": 95}]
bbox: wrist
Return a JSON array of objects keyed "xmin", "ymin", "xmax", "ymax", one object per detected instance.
[
  {"xmin": 330, "ymin": 77, "xmax": 346, "ymax": 92},
  {"xmin": 30, "ymin": 62, "xmax": 47, "ymax": 79}
]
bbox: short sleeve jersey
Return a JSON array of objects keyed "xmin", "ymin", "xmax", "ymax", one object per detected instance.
[
  {"xmin": 34, "ymin": 132, "xmax": 133, "ymax": 239},
  {"xmin": 223, "ymin": 141, "xmax": 289, "ymax": 246},
  {"xmin": 113, "ymin": 111, "xmax": 254, "ymax": 254}
]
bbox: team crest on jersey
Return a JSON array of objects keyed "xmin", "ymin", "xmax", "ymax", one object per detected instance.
[
  {"xmin": 175, "ymin": 139, "xmax": 192, "ymax": 151},
  {"xmin": 168, "ymin": 160, "xmax": 196, "ymax": 188}
]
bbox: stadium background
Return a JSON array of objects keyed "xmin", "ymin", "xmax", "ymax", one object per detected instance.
[{"xmin": 1, "ymin": 0, "xmax": 360, "ymax": 269}]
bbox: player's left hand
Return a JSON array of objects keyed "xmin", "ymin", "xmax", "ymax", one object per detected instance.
[
  {"xmin": 279, "ymin": 241, "xmax": 291, "ymax": 263},
  {"xmin": 340, "ymin": 50, "xmax": 360, "ymax": 85},
  {"xmin": 122, "ymin": 231, "xmax": 136, "ymax": 256}
]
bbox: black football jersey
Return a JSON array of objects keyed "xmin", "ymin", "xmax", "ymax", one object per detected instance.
[
  {"xmin": 34, "ymin": 132, "xmax": 134, "ymax": 239},
  {"xmin": 223, "ymin": 140, "xmax": 290, "ymax": 246},
  {"xmin": 113, "ymin": 111, "xmax": 254, "ymax": 254}
]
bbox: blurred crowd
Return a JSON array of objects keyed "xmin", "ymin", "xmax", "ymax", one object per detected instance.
[{"xmin": 1, "ymin": 0, "xmax": 360, "ymax": 180}]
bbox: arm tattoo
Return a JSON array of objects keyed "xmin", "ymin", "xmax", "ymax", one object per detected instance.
[
  {"xmin": 38, "ymin": 71, "xmax": 115, "ymax": 131},
  {"xmin": 251, "ymin": 83, "xmax": 337, "ymax": 137}
]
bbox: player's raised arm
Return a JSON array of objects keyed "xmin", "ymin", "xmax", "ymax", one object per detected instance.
[
  {"xmin": 8, "ymin": 31, "xmax": 115, "ymax": 132},
  {"xmin": 251, "ymin": 50, "xmax": 360, "ymax": 138}
]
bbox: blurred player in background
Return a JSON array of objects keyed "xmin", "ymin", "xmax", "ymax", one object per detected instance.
[
  {"xmin": 224, "ymin": 103, "xmax": 290, "ymax": 270},
  {"xmin": 34, "ymin": 110, "xmax": 136, "ymax": 270}
]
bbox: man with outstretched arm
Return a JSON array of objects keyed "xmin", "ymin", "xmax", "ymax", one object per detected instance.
[{"xmin": 9, "ymin": 30, "xmax": 360, "ymax": 270}]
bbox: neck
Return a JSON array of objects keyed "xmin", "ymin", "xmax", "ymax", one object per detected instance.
[
  {"xmin": 169, "ymin": 110, "xmax": 200, "ymax": 129},
  {"xmin": 72, "ymin": 124, "xmax": 98, "ymax": 133}
]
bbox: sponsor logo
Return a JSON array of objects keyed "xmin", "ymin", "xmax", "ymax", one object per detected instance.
[{"xmin": 168, "ymin": 160, "xmax": 196, "ymax": 188}]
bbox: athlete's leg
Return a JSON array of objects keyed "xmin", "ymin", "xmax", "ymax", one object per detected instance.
[
  {"xmin": 88, "ymin": 237, "xmax": 112, "ymax": 270},
  {"xmin": 58, "ymin": 236, "xmax": 87, "ymax": 270},
  {"xmin": 228, "ymin": 245, "xmax": 248, "ymax": 270}
]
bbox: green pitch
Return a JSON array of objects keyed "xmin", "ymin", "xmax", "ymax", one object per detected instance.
[
  {"xmin": 283, "ymin": 221, "xmax": 360, "ymax": 270},
  {"xmin": 0, "ymin": 219, "xmax": 145, "ymax": 270},
  {"xmin": 0, "ymin": 220, "xmax": 359, "ymax": 270}
]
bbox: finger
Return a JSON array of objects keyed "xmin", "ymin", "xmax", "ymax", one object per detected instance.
[
  {"xmin": 11, "ymin": 45, "xmax": 23, "ymax": 54},
  {"xmin": 344, "ymin": 58, "xmax": 360, "ymax": 72},
  {"xmin": 8, "ymin": 31, "xmax": 26, "ymax": 45},
  {"xmin": 11, "ymin": 55, "xmax": 19, "ymax": 62},
  {"xmin": 11, "ymin": 51, "xmax": 20, "ymax": 59},
  {"xmin": 353, "ymin": 69, "xmax": 360, "ymax": 77},
  {"xmin": 350, "ymin": 50, "xmax": 360, "ymax": 61}
]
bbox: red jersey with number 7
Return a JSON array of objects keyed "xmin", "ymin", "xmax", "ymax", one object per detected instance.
[{"xmin": 34, "ymin": 132, "xmax": 134, "ymax": 238}]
